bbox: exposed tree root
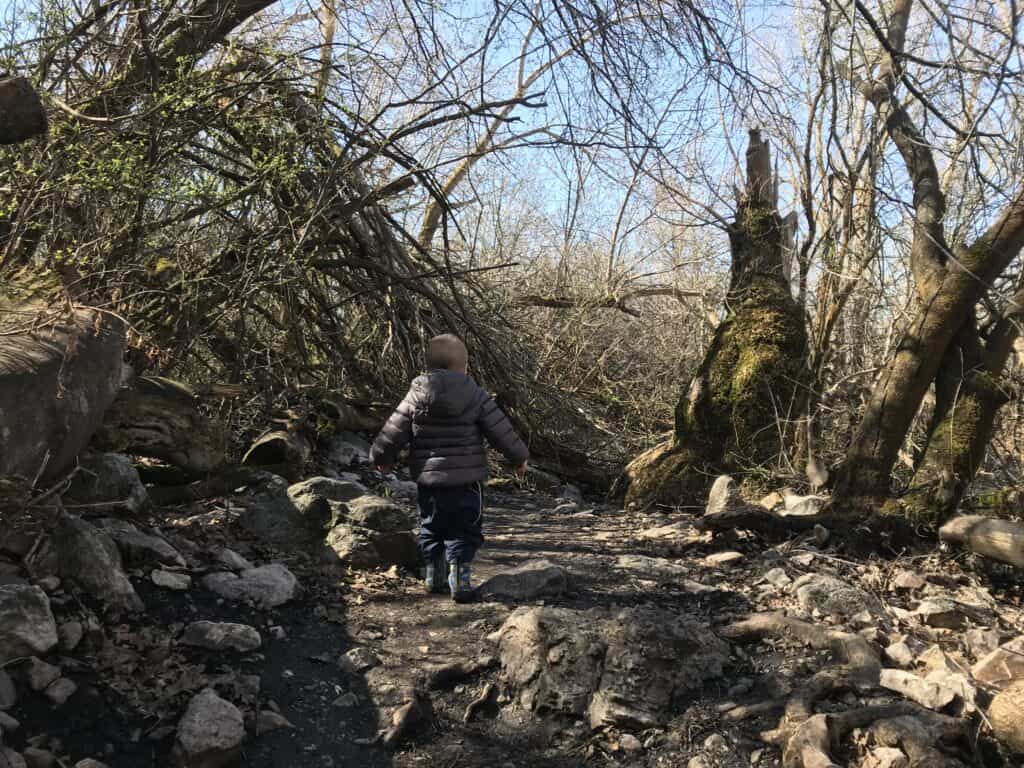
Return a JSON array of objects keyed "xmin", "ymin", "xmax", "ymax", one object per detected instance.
[
  {"xmin": 720, "ymin": 612, "xmax": 968, "ymax": 768},
  {"xmin": 379, "ymin": 689, "xmax": 433, "ymax": 750}
]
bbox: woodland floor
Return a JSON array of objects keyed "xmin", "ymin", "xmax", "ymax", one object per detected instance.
[{"xmin": 4, "ymin": 474, "xmax": 1024, "ymax": 768}]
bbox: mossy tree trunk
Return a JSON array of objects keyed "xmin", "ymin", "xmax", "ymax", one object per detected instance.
[
  {"xmin": 902, "ymin": 304, "xmax": 1021, "ymax": 520},
  {"xmin": 623, "ymin": 130, "xmax": 809, "ymax": 509},
  {"xmin": 831, "ymin": 0, "xmax": 1024, "ymax": 518}
]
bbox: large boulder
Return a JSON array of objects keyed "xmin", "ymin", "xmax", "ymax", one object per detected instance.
[
  {"xmin": 202, "ymin": 564, "xmax": 298, "ymax": 608},
  {"xmin": 0, "ymin": 305, "xmax": 124, "ymax": 483},
  {"xmin": 173, "ymin": 688, "xmax": 245, "ymax": 768},
  {"xmin": 326, "ymin": 524, "xmax": 418, "ymax": 570},
  {"xmin": 0, "ymin": 584, "xmax": 58, "ymax": 663},
  {"xmin": 52, "ymin": 515, "xmax": 144, "ymax": 613},
  {"xmin": 95, "ymin": 518, "xmax": 184, "ymax": 568},
  {"xmin": 493, "ymin": 606, "xmax": 729, "ymax": 730},
  {"xmin": 237, "ymin": 477, "xmax": 363, "ymax": 549},
  {"xmin": 65, "ymin": 453, "xmax": 148, "ymax": 514}
]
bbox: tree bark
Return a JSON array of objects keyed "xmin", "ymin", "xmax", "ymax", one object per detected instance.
[
  {"xmin": 622, "ymin": 130, "xmax": 809, "ymax": 508},
  {"xmin": 0, "ymin": 77, "xmax": 47, "ymax": 145}
]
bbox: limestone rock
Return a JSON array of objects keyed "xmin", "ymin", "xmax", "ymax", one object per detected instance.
[
  {"xmin": 254, "ymin": 710, "xmax": 294, "ymax": 733},
  {"xmin": 705, "ymin": 475, "xmax": 760, "ymax": 517},
  {"xmin": 73, "ymin": 761, "xmax": 111, "ymax": 768},
  {"xmin": 173, "ymin": 688, "xmax": 245, "ymax": 768},
  {"xmin": 891, "ymin": 570, "xmax": 926, "ymax": 591},
  {"xmin": 614, "ymin": 555, "xmax": 691, "ymax": 582},
  {"xmin": 217, "ymin": 549, "xmax": 253, "ymax": 572},
  {"xmin": 915, "ymin": 599, "xmax": 975, "ymax": 629},
  {"xmin": 53, "ymin": 515, "xmax": 143, "ymax": 613},
  {"xmin": 879, "ymin": 668, "xmax": 957, "ymax": 711},
  {"xmin": 0, "ymin": 584, "xmax": 58, "ymax": 663},
  {"xmin": 384, "ymin": 478, "xmax": 418, "ymax": 498},
  {"xmin": 557, "ymin": 483, "xmax": 584, "ymax": 505},
  {"xmin": 965, "ymin": 628, "xmax": 1002, "ymax": 659},
  {"xmin": 0, "ymin": 710, "xmax": 20, "ymax": 731},
  {"xmin": 701, "ymin": 551, "xmax": 744, "ymax": 568},
  {"xmin": 972, "ymin": 637, "xmax": 1024, "ymax": 689},
  {"xmin": 65, "ymin": 453, "xmax": 148, "ymax": 514},
  {"xmin": 22, "ymin": 748, "xmax": 55, "ymax": 768},
  {"xmin": 761, "ymin": 567, "xmax": 792, "ymax": 588},
  {"xmin": 95, "ymin": 518, "xmax": 185, "ymax": 568},
  {"xmin": 152, "ymin": 569, "xmax": 191, "ymax": 591},
  {"xmin": 26, "ymin": 657, "xmax": 60, "ymax": 691},
  {"xmin": 494, "ymin": 605, "xmax": 728, "ymax": 729},
  {"xmin": 236, "ymin": 477, "xmax": 338, "ymax": 549},
  {"xmin": 339, "ymin": 647, "xmax": 380, "ymax": 674},
  {"xmin": 181, "ymin": 622, "xmax": 261, "ymax": 652},
  {"xmin": 0, "ymin": 749, "xmax": 26, "ymax": 768},
  {"xmin": 202, "ymin": 564, "xmax": 298, "ymax": 608},
  {"xmin": 792, "ymin": 574, "xmax": 882, "ymax": 620},
  {"xmin": 325, "ymin": 432, "xmax": 371, "ymax": 465},
  {"xmin": 57, "ymin": 621, "xmax": 83, "ymax": 652},
  {"xmin": 862, "ymin": 747, "xmax": 909, "ymax": 768},
  {"xmin": 326, "ymin": 524, "xmax": 418, "ymax": 570},
  {"xmin": 0, "ymin": 669, "xmax": 15, "ymax": 709},
  {"xmin": 780, "ymin": 490, "xmax": 826, "ymax": 517},
  {"xmin": 343, "ymin": 496, "xmax": 413, "ymax": 531},
  {"xmin": 44, "ymin": 677, "xmax": 77, "ymax": 705},
  {"xmin": 479, "ymin": 560, "xmax": 569, "ymax": 601},
  {"xmin": 884, "ymin": 641, "xmax": 917, "ymax": 668},
  {"xmin": 637, "ymin": 521, "xmax": 708, "ymax": 550}
]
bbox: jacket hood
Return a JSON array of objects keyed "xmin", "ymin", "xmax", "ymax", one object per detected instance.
[{"xmin": 413, "ymin": 369, "xmax": 479, "ymax": 417}]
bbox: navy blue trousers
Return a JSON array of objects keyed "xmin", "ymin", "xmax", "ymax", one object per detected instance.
[{"xmin": 416, "ymin": 483, "xmax": 484, "ymax": 563}]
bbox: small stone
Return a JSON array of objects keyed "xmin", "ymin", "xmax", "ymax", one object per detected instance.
[
  {"xmin": 26, "ymin": 657, "xmax": 61, "ymax": 691},
  {"xmin": 619, "ymin": 734, "xmax": 642, "ymax": 753},
  {"xmin": 202, "ymin": 564, "xmax": 299, "ymax": 608},
  {"xmin": 915, "ymin": 599, "xmax": 971, "ymax": 629},
  {"xmin": 703, "ymin": 733, "xmax": 728, "ymax": 752},
  {"xmin": 891, "ymin": 570, "xmax": 926, "ymax": 591},
  {"xmin": 478, "ymin": 560, "xmax": 569, "ymax": 601},
  {"xmin": 255, "ymin": 710, "xmax": 294, "ymax": 733},
  {"xmin": 701, "ymin": 551, "xmax": 744, "ymax": 568},
  {"xmin": 0, "ymin": 669, "xmax": 15, "ymax": 709},
  {"xmin": 863, "ymin": 746, "xmax": 909, "ymax": 768},
  {"xmin": 761, "ymin": 568, "xmax": 791, "ymax": 588},
  {"xmin": 792, "ymin": 574, "xmax": 882, "ymax": 620},
  {"xmin": 0, "ymin": 749, "xmax": 27, "ymax": 768},
  {"xmin": 22, "ymin": 747, "xmax": 56, "ymax": 768},
  {"xmin": 339, "ymin": 647, "xmax": 379, "ymax": 673},
  {"xmin": 44, "ymin": 677, "xmax": 78, "ymax": 706},
  {"xmin": 0, "ymin": 710, "xmax": 20, "ymax": 731},
  {"xmin": 181, "ymin": 622, "xmax": 262, "ymax": 652},
  {"xmin": 965, "ymin": 627, "xmax": 1002, "ymax": 659},
  {"xmin": 884, "ymin": 641, "xmax": 916, "ymax": 668},
  {"xmin": 0, "ymin": 584, "xmax": 59, "ymax": 663},
  {"xmin": 551, "ymin": 502, "xmax": 578, "ymax": 515},
  {"xmin": 74, "ymin": 761, "xmax": 111, "ymax": 768},
  {"xmin": 989, "ymin": 680, "xmax": 1024, "ymax": 754},
  {"xmin": 917, "ymin": 645, "xmax": 957, "ymax": 674},
  {"xmin": 687, "ymin": 758, "xmax": 712, "ymax": 768},
  {"xmin": 173, "ymin": 688, "xmax": 245, "ymax": 768},
  {"xmin": 791, "ymin": 552, "xmax": 815, "ymax": 567},
  {"xmin": 811, "ymin": 524, "xmax": 829, "ymax": 547},
  {"xmin": 35, "ymin": 577, "xmax": 60, "ymax": 593},
  {"xmin": 217, "ymin": 549, "xmax": 254, "ymax": 571},
  {"xmin": 269, "ymin": 626, "xmax": 287, "ymax": 640},
  {"xmin": 58, "ymin": 621, "xmax": 84, "ymax": 652},
  {"xmin": 332, "ymin": 692, "xmax": 359, "ymax": 707},
  {"xmin": 152, "ymin": 570, "xmax": 191, "ymax": 591}
]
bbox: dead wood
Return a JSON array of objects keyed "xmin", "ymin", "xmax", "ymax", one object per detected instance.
[
  {"xmin": 938, "ymin": 515, "xmax": 1024, "ymax": 568},
  {"xmin": 463, "ymin": 682, "xmax": 499, "ymax": 723},
  {"xmin": 379, "ymin": 690, "xmax": 432, "ymax": 750},
  {"xmin": 701, "ymin": 506, "xmax": 829, "ymax": 537},
  {"xmin": 93, "ymin": 377, "xmax": 226, "ymax": 474}
]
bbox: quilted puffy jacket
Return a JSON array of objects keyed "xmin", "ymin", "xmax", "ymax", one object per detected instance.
[{"xmin": 370, "ymin": 369, "xmax": 528, "ymax": 486}]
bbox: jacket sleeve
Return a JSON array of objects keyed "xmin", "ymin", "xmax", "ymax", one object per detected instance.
[
  {"xmin": 478, "ymin": 393, "xmax": 529, "ymax": 466},
  {"xmin": 370, "ymin": 389, "xmax": 416, "ymax": 466}
]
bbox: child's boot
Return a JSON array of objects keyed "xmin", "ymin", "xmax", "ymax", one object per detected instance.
[
  {"xmin": 424, "ymin": 555, "xmax": 447, "ymax": 594},
  {"xmin": 448, "ymin": 561, "xmax": 473, "ymax": 603}
]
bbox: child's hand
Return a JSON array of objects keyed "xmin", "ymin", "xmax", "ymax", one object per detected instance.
[
  {"xmin": 514, "ymin": 461, "xmax": 528, "ymax": 477},
  {"xmin": 376, "ymin": 463, "xmax": 393, "ymax": 474}
]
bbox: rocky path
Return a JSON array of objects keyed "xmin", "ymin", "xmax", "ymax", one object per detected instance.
[{"xmin": 3, "ymin": 460, "xmax": 1024, "ymax": 768}]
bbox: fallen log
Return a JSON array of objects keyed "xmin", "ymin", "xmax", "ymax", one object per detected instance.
[
  {"xmin": 92, "ymin": 377, "xmax": 226, "ymax": 474},
  {"xmin": 0, "ymin": 301, "xmax": 124, "ymax": 483},
  {"xmin": 241, "ymin": 412, "xmax": 316, "ymax": 480},
  {"xmin": 0, "ymin": 76, "xmax": 47, "ymax": 145},
  {"xmin": 938, "ymin": 515, "xmax": 1024, "ymax": 568}
]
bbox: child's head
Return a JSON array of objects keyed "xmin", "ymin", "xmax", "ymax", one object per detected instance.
[{"xmin": 426, "ymin": 334, "xmax": 469, "ymax": 373}]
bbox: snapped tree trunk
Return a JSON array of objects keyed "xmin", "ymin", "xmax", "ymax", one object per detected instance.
[{"xmin": 622, "ymin": 130, "xmax": 809, "ymax": 508}]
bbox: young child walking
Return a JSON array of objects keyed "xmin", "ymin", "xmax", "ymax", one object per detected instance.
[{"xmin": 370, "ymin": 334, "xmax": 528, "ymax": 602}]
